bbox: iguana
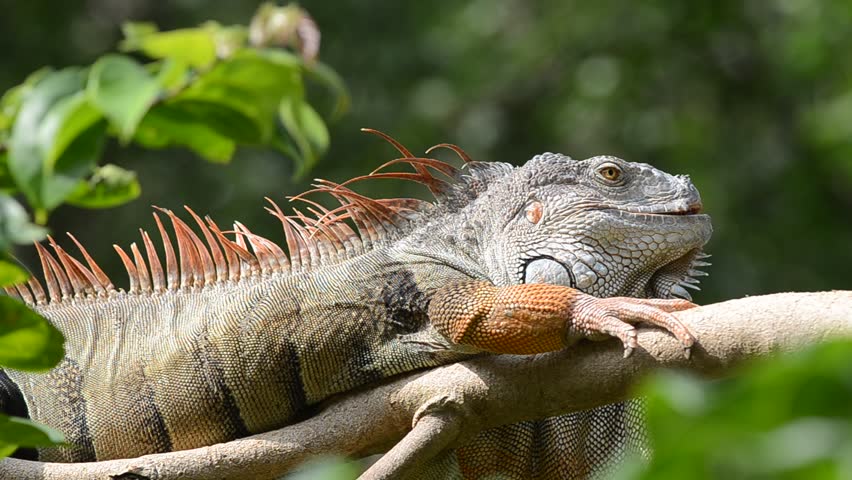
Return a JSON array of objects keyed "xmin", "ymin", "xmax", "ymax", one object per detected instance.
[{"xmin": 0, "ymin": 130, "xmax": 712, "ymax": 479}]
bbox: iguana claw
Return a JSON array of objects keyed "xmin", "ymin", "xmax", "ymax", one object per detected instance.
[{"xmin": 571, "ymin": 295, "xmax": 697, "ymax": 358}]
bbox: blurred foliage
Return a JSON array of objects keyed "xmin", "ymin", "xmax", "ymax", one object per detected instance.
[
  {"xmin": 284, "ymin": 456, "xmax": 361, "ymax": 480},
  {"xmin": 0, "ymin": 2, "xmax": 344, "ymax": 225},
  {"xmin": 614, "ymin": 339, "xmax": 852, "ymax": 480},
  {"xmin": 0, "ymin": 2, "xmax": 346, "ymax": 459}
]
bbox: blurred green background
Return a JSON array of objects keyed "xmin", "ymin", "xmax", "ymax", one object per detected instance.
[{"xmin": 1, "ymin": 0, "xmax": 851, "ymax": 303}]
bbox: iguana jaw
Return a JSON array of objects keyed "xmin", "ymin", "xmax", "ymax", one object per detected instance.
[{"xmin": 520, "ymin": 206, "xmax": 712, "ymax": 300}]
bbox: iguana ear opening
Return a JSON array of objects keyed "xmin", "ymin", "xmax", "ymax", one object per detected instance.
[{"xmin": 524, "ymin": 201, "xmax": 543, "ymax": 224}]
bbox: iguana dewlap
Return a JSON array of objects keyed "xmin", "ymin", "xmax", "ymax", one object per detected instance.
[{"xmin": 0, "ymin": 130, "xmax": 712, "ymax": 479}]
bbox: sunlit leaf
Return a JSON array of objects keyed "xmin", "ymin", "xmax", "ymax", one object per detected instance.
[
  {"xmin": 121, "ymin": 22, "xmax": 217, "ymax": 69},
  {"xmin": 0, "ymin": 260, "xmax": 28, "ymax": 287},
  {"xmin": 66, "ymin": 164, "xmax": 141, "ymax": 208},
  {"xmin": 41, "ymin": 92, "xmax": 102, "ymax": 169},
  {"xmin": 211, "ymin": 23, "xmax": 248, "ymax": 59},
  {"xmin": 0, "ymin": 67, "xmax": 51, "ymax": 125},
  {"xmin": 7, "ymin": 68, "xmax": 85, "ymax": 209},
  {"xmin": 154, "ymin": 58, "xmax": 189, "ymax": 92},
  {"xmin": 174, "ymin": 49, "xmax": 302, "ymax": 143},
  {"xmin": 42, "ymin": 119, "xmax": 107, "ymax": 210},
  {"xmin": 88, "ymin": 54, "xmax": 160, "ymax": 141},
  {"xmin": 0, "ymin": 296, "xmax": 64, "ymax": 371}
]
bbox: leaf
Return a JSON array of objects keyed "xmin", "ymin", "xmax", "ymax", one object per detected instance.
[
  {"xmin": 0, "ymin": 296, "xmax": 64, "ymax": 371},
  {"xmin": 0, "ymin": 67, "xmax": 51, "ymax": 125},
  {"xmin": 134, "ymin": 104, "xmax": 236, "ymax": 162},
  {"xmin": 0, "ymin": 194, "xmax": 47, "ymax": 251},
  {"xmin": 66, "ymin": 164, "xmax": 141, "ymax": 208},
  {"xmin": 0, "ymin": 414, "xmax": 65, "ymax": 451},
  {"xmin": 0, "ymin": 152, "xmax": 16, "ymax": 192},
  {"xmin": 121, "ymin": 22, "xmax": 217, "ymax": 69},
  {"xmin": 88, "ymin": 54, "xmax": 161, "ymax": 141},
  {"xmin": 0, "ymin": 260, "xmax": 28, "ymax": 287},
  {"xmin": 173, "ymin": 49, "xmax": 303, "ymax": 143},
  {"xmin": 8, "ymin": 68, "xmax": 86, "ymax": 209},
  {"xmin": 41, "ymin": 92, "xmax": 102, "ymax": 169},
  {"xmin": 166, "ymin": 99, "xmax": 262, "ymax": 145},
  {"xmin": 154, "ymin": 58, "xmax": 189, "ymax": 92},
  {"xmin": 285, "ymin": 456, "xmax": 361, "ymax": 480},
  {"xmin": 279, "ymin": 96, "xmax": 329, "ymax": 177},
  {"xmin": 305, "ymin": 61, "xmax": 351, "ymax": 121},
  {"xmin": 42, "ymin": 118, "xmax": 107, "ymax": 210}
]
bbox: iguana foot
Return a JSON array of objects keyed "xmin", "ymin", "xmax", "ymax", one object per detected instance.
[{"xmin": 570, "ymin": 295, "xmax": 697, "ymax": 358}]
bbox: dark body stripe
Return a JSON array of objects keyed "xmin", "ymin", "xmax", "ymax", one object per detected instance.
[
  {"xmin": 46, "ymin": 358, "xmax": 96, "ymax": 462},
  {"xmin": 193, "ymin": 340, "xmax": 250, "ymax": 440}
]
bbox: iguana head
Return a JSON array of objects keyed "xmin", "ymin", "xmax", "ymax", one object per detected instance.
[{"xmin": 459, "ymin": 153, "xmax": 712, "ymax": 300}]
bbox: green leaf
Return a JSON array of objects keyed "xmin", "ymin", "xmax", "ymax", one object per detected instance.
[
  {"xmin": 41, "ymin": 92, "xmax": 102, "ymax": 169},
  {"xmin": 0, "ymin": 296, "xmax": 64, "ymax": 371},
  {"xmin": 88, "ymin": 54, "xmax": 160, "ymax": 141},
  {"xmin": 66, "ymin": 164, "xmax": 141, "ymax": 208},
  {"xmin": 135, "ymin": 104, "xmax": 236, "ymax": 162},
  {"xmin": 0, "ymin": 152, "xmax": 16, "ymax": 192},
  {"xmin": 166, "ymin": 100, "xmax": 262, "ymax": 145},
  {"xmin": 285, "ymin": 456, "xmax": 361, "ymax": 480},
  {"xmin": 154, "ymin": 58, "xmax": 189, "ymax": 92},
  {"xmin": 306, "ymin": 61, "xmax": 351, "ymax": 121},
  {"xmin": 121, "ymin": 22, "xmax": 217, "ymax": 69},
  {"xmin": 7, "ymin": 69, "xmax": 106, "ymax": 211},
  {"xmin": 8, "ymin": 68, "xmax": 86, "ymax": 209},
  {"xmin": 0, "ymin": 261, "xmax": 28, "ymax": 287},
  {"xmin": 0, "ymin": 67, "xmax": 51, "ymax": 126},
  {"xmin": 42, "ymin": 118, "xmax": 107, "ymax": 210},
  {"xmin": 211, "ymin": 24, "xmax": 248, "ymax": 59},
  {"xmin": 0, "ymin": 195, "xmax": 47, "ymax": 251},
  {"xmin": 173, "ymin": 49, "xmax": 302, "ymax": 143},
  {"xmin": 279, "ymin": 96, "xmax": 329, "ymax": 177},
  {"xmin": 0, "ymin": 414, "xmax": 65, "ymax": 452}
]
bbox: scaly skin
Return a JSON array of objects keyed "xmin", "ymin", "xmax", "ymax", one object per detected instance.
[
  {"xmin": 429, "ymin": 281, "xmax": 695, "ymax": 356},
  {"xmin": 1, "ymin": 145, "xmax": 711, "ymax": 479}
]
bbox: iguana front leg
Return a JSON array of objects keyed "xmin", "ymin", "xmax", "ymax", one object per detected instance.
[{"xmin": 428, "ymin": 281, "xmax": 696, "ymax": 357}]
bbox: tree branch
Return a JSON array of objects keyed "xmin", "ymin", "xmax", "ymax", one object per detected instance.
[{"xmin": 2, "ymin": 291, "xmax": 851, "ymax": 480}]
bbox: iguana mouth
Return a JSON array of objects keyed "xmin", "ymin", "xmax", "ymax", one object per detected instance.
[{"xmin": 616, "ymin": 199, "xmax": 704, "ymax": 216}]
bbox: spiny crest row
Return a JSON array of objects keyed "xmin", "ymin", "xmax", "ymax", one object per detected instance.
[{"xmin": 5, "ymin": 129, "xmax": 476, "ymax": 306}]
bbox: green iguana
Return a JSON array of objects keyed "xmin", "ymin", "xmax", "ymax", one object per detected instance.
[{"xmin": 0, "ymin": 130, "xmax": 712, "ymax": 479}]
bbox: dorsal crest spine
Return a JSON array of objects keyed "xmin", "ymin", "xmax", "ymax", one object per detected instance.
[{"xmin": 4, "ymin": 130, "xmax": 514, "ymax": 306}]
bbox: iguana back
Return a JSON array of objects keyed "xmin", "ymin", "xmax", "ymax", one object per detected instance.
[{"xmin": 1, "ymin": 132, "xmax": 711, "ymax": 478}]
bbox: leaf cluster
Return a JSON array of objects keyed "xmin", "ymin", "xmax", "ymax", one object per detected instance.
[
  {"xmin": 0, "ymin": 2, "xmax": 347, "ymax": 458},
  {"xmin": 617, "ymin": 340, "xmax": 852, "ymax": 480}
]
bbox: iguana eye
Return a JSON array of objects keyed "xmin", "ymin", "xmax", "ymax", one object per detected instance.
[
  {"xmin": 598, "ymin": 165, "xmax": 622, "ymax": 182},
  {"xmin": 525, "ymin": 201, "xmax": 543, "ymax": 224}
]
